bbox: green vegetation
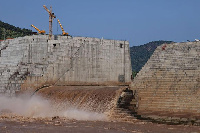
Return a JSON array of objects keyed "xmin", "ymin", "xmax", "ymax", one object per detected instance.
[
  {"xmin": 132, "ymin": 71, "xmax": 138, "ymax": 78},
  {"xmin": 130, "ymin": 40, "xmax": 174, "ymax": 77},
  {"xmin": 0, "ymin": 21, "xmax": 174, "ymax": 79},
  {"xmin": 0, "ymin": 20, "xmax": 32, "ymax": 40}
]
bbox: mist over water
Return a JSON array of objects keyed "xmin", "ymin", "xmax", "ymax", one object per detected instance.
[
  {"xmin": 0, "ymin": 95, "xmax": 51, "ymax": 117},
  {"xmin": 62, "ymin": 109, "xmax": 107, "ymax": 121},
  {"xmin": 0, "ymin": 94, "xmax": 107, "ymax": 121}
]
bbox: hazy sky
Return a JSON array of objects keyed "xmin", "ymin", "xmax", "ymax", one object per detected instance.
[{"xmin": 1, "ymin": 0, "xmax": 200, "ymax": 46}]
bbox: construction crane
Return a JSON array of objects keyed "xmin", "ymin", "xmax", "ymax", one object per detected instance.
[
  {"xmin": 31, "ymin": 25, "xmax": 46, "ymax": 34},
  {"xmin": 43, "ymin": 5, "xmax": 56, "ymax": 40},
  {"xmin": 57, "ymin": 19, "xmax": 69, "ymax": 36}
]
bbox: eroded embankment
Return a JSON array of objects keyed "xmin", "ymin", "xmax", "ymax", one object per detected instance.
[{"xmin": 0, "ymin": 86, "xmax": 126, "ymax": 122}]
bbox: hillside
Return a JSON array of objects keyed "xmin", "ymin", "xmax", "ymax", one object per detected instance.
[
  {"xmin": 0, "ymin": 21, "xmax": 173, "ymax": 77},
  {"xmin": 130, "ymin": 40, "xmax": 174, "ymax": 74},
  {"xmin": 0, "ymin": 20, "xmax": 32, "ymax": 40}
]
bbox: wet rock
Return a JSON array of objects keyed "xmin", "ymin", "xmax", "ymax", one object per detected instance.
[
  {"xmin": 180, "ymin": 118, "xmax": 188, "ymax": 122},
  {"xmin": 52, "ymin": 116, "xmax": 60, "ymax": 120},
  {"xmin": 54, "ymin": 121, "xmax": 61, "ymax": 126}
]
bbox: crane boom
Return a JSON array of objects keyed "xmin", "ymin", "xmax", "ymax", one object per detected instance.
[
  {"xmin": 43, "ymin": 5, "xmax": 56, "ymax": 40},
  {"xmin": 57, "ymin": 19, "xmax": 68, "ymax": 36},
  {"xmin": 43, "ymin": 5, "xmax": 51, "ymax": 15},
  {"xmin": 31, "ymin": 25, "xmax": 45, "ymax": 34}
]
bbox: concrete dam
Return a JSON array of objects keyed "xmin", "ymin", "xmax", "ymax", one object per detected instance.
[
  {"xmin": 1, "ymin": 35, "xmax": 200, "ymax": 125},
  {"xmin": 0, "ymin": 35, "xmax": 136, "ymax": 122},
  {"xmin": 131, "ymin": 42, "xmax": 200, "ymax": 125},
  {"xmin": 0, "ymin": 35, "xmax": 132, "ymax": 95}
]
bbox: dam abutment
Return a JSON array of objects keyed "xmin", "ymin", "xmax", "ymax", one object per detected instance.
[{"xmin": 130, "ymin": 42, "xmax": 200, "ymax": 125}]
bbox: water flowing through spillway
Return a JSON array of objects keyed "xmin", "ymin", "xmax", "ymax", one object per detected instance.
[
  {"xmin": 37, "ymin": 86, "xmax": 121, "ymax": 113},
  {"xmin": 0, "ymin": 86, "xmax": 124, "ymax": 121}
]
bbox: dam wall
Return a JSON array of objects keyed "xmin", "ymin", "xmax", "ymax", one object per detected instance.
[
  {"xmin": 0, "ymin": 35, "xmax": 132, "ymax": 95},
  {"xmin": 131, "ymin": 42, "xmax": 200, "ymax": 120}
]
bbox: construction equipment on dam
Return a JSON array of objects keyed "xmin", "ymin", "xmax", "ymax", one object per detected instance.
[
  {"xmin": 0, "ymin": 34, "xmax": 134, "ymax": 122},
  {"xmin": 57, "ymin": 19, "xmax": 69, "ymax": 36},
  {"xmin": 0, "ymin": 4, "xmax": 140, "ymax": 123},
  {"xmin": 1, "ymin": 3, "xmax": 200, "ymax": 127},
  {"xmin": 31, "ymin": 25, "xmax": 46, "ymax": 34},
  {"xmin": 43, "ymin": 6, "xmax": 70, "ymax": 38},
  {"xmin": 43, "ymin": 5, "xmax": 56, "ymax": 40}
]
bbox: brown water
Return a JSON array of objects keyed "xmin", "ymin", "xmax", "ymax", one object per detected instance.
[
  {"xmin": 0, "ymin": 86, "xmax": 200, "ymax": 132},
  {"xmin": 0, "ymin": 115, "xmax": 200, "ymax": 133},
  {"xmin": 37, "ymin": 86, "xmax": 122, "ymax": 113},
  {"xmin": 0, "ymin": 86, "xmax": 123, "ymax": 121}
]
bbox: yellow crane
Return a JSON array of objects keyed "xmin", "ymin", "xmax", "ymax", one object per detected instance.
[
  {"xmin": 57, "ymin": 19, "xmax": 69, "ymax": 36},
  {"xmin": 43, "ymin": 5, "xmax": 56, "ymax": 40},
  {"xmin": 31, "ymin": 25, "xmax": 46, "ymax": 34}
]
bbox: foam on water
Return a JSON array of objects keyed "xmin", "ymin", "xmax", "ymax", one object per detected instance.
[
  {"xmin": 0, "ymin": 86, "xmax": 124, "ymax": 121},
  {"xmin": 0, "ymin": 94, "xmax": 107, "ymax": 121}
]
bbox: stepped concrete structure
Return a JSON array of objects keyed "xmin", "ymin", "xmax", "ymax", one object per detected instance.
[
  {"xmin": 0, "ymin": 35, "xmax": 132, "ymax": 96},
  {"xmin": 131, "ymin": 42, "xmax": 200, "ymax": 124}
]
